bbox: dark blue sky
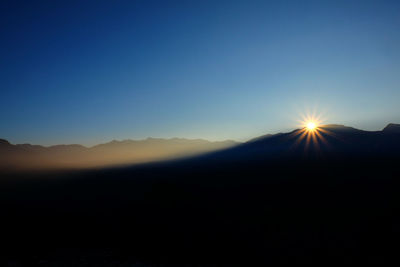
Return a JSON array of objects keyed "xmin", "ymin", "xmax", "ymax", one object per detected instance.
[{"xmin": 1, "ymin": 0, "xmax": 400, "ymax": 145}]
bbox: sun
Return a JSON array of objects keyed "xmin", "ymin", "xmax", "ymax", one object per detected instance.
[{"xmin": 306, "ymin": 121, "xmax": 317, "ymax": 131}]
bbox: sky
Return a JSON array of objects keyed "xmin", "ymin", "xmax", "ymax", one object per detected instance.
[{"xmin": 1, "ymin": 0, "xmax": 400, "ymax": 145}]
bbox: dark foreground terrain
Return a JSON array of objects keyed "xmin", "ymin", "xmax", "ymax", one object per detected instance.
[{"xmin": 1, "ymin": 124, "xmax": 399, "ymax": 265}]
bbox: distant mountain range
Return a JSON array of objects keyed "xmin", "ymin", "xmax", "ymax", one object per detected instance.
[
  {"xmin": 1, "ymin": 123, "xmax": 399, "ymax": 170},
  {"xmin": 0, "ymin": 137, "xmax": 238, "ymax": 169}
]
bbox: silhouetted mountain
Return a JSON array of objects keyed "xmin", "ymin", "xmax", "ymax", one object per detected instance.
[
  {"xmin": 1, "ymin": 123, "xmax": 399, "ymax": 264},
  {"xmin": 0, "ymin": 137, "xmax": 238, "ymax": 169},
  {"xmin": 197, "ymin": 123, "xmax": 400, "ymax": 164}
]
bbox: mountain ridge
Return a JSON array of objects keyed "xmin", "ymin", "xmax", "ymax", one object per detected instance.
[
  {"xmin": 0, "ymin": 137, "xmax": 238, "ymax": 149},
  {"xmin": 2, "ymin": 123, "xmax": 397, "ymax": 148}
]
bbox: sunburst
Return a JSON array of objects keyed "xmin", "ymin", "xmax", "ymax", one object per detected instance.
[{"xmin": 289, "ymin": 112, "xmax": 334, "ymax": 153}]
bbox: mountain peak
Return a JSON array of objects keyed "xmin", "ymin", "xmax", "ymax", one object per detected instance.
[{"xmin": 383, "ymin": 123, "xmax": 400, "ymax": 133}]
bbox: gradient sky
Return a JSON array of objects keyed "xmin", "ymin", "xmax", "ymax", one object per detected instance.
[{"xmin": 1, "ymin": 0, "xmax": 400, "ymax": 145}]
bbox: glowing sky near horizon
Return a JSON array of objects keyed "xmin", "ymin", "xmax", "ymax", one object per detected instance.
[{"xmin": 1, "ymin": 0, "xmax": 400, "ymax": 145}]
